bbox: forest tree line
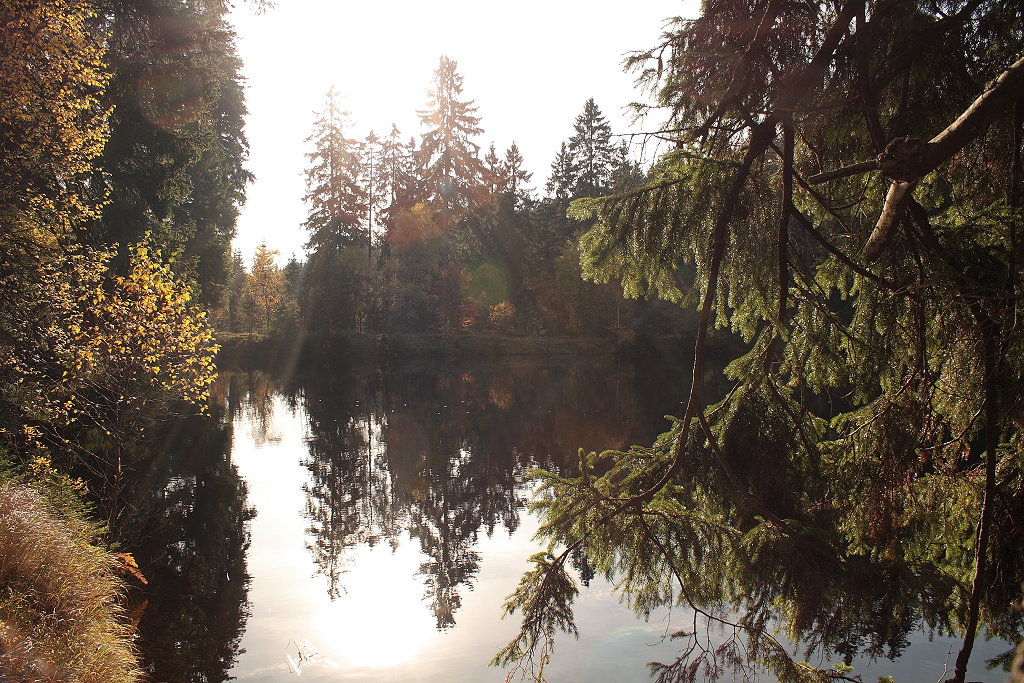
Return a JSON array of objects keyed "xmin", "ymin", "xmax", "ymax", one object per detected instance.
[
  {"xmin": 2, "ymin": 0, "xmax": 1023, "ymax": 682},
  {"xmin": 217, "ymin": 58, "xmax": 691, "ymax": 340}
]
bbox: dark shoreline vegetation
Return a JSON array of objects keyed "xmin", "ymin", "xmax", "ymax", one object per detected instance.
[
  {"xmin": 214, "ymin": 330, "xmax": 700, "ymax": 366},
  {"xmin": 1, "ymin": 0, "xmax": 1024, "ymax": 682}
]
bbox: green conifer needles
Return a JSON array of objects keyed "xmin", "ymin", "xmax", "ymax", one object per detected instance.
[{"xmin": 496, "ymin": 2, "xmax": 1024, "ymax": 681}]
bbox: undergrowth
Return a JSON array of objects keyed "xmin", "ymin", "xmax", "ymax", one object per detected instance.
[{"xmin": 0, "ymin": 481, "xmax": 142, "ymax": 682}]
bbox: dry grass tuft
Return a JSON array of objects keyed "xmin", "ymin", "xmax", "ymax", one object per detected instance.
[{"xmin": 0, "ymin": 482, "xmax": 142, "ymax": 682}]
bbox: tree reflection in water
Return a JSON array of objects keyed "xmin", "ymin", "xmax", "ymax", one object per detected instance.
[
  {"xmin": 297, "ymin": 355, "xmax": 662, "ymax": 629},
  {"xmin": 126, "ymin": 402, "xmax": 255, "ymax": 682},
  {"xmin": 112, "ymin": 350, "xmax": 1023, "ymax": 681},
  {"xmin": 493, "ymin": 388, "xmax": 1024, "ymax": 682}
]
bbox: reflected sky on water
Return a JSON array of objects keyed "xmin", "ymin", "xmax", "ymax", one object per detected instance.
[
  {"xmin": 226, "ymin": 357, "xmax": 693, "ymax": 681},
  {"xmin": 136, "ymin": 356, "xmax": 1015, "ymax": 682}
]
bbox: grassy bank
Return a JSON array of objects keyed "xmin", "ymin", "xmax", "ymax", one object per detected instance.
[{"xmin": 0, "ymin": 482, "xmax": 141, "ymax": 682}]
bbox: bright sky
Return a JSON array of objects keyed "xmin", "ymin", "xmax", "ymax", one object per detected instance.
[{"xmin": 227, "ymin": 0, "xmax": 699, "ymax": 265}]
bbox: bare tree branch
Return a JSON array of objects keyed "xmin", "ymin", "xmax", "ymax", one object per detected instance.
[
  {"xmin": 810, "ymin": 57, "xmax": 1024, "ymax": 184},
  {"xmin": 863, "ymin": 179, "xmax": 917, "ymax": 262}
]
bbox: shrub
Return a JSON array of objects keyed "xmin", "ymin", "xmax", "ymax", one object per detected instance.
[{"xmin": 488, "ymin": 301, "xmax": 516, "ymax": 333}]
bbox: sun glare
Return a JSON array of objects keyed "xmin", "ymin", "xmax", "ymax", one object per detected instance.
[
  {"xmin": 227, "ymin": 0, "xmax": 686, "ymax": 265},
  {"xmin": 315, "ymin": 537, "xmax": 437, "ymax": 668}
]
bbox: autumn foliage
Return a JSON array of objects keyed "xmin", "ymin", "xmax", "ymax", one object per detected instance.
[
  {"xmin": 0, "ymin": 0, "xmax": 110, "ymax": 248},
  {"xmin": 6, "ymin": 241, "xmax": 218, "ymax": 444}
]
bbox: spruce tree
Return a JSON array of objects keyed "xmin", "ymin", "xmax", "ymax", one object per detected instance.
[
  {"xmin": 303, "ymin": 87, "xmax": 367, "ymax": 254},
  {"xmin": 495, "ymin": 3, "xmax": 1024, "ymax": 683},
  {"xmin": 363, "ymin": 130, "xmax": 382, "ymax": 255},
  {"xmin": 501, "ymin": 142, "xmax": 532, "ymax": 201},
  {"xmin": 377, "ymin": 124, "xmax": 418, "ymax": 226},
  {"xmin": 417, "ymin": 56, "xmax": 485, "ymax": 230},
  {"xmin": 608, "ymin": 139, "xmax": 643, "ymax": 192},
  {"xmin": 566, "ymin": 98, "xmax": 616, "ymax": 198},
  {"xmin": 96, "ymin": 0, "xmax": 251, "ymax": 303},
  {"xmin": 363, "ymin": 131, "xmax": 380, "ymax": 216},
  {"xmin": 545, "ymin": 142, "xmax": 574, "ymax": 200},
  {"xmin": 483, "ymin": 142, "xmax": 502, "ymax": 196}
]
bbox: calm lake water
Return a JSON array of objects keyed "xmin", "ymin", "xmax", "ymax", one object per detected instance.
[{"xmin": 132, "ymin": 352, "xmax": 1014, "ymax": 682}]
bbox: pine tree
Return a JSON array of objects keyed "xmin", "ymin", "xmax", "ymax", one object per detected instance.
[
  {"xmin": 500, "ymin": 142, "xmax": 532, "ymax": 202},
  {"xmin": 417, "ymin": 56, "xmax": 485, "ymax": 230},
  {"xmin": 566, "ymin": 98, "xmax": 616, "ymax": 198},
  {"xmin": 303, "ymin": 87, "xmax": 367, "ymax": 254},
  {"xmin": 483, "ymin": 143, "xmax": 502, "ymax": 196},
  {"xmin": 545, "ymin": 142, "xmax": 574, "ymax": 200}
]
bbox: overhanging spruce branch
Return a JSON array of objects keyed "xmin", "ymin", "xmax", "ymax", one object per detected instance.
[
  {"xmin": 775, "ymin": 1, "xmax": 864, "ymax": 108},
  {"xmin": 809, "ymin": 56, "xmax": 1024, "ymax": 185},
  {"xmin": 610, "ymin": 0, "xmax": 866, "ymax": 508},
  {"xmin": 804, "ymin": 56, "xmax": 1024, "ymax": 261},
  {"xmin": 609, "ymin": 120, "xmax": 777, "ymax": 505},
  {"xmin": 805, "ymin": 159, "xmax": 880, "ymax": 185},
  {"xmin": 689, "ymin": 0, "xmax": 788, "ymax": 143}
]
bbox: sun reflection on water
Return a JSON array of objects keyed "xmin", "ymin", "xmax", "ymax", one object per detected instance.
[{"xmin": 314, "ymin": 537, "xmax": 437, "ymax": 668}]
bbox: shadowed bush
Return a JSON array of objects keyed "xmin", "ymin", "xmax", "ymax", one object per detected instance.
[{"xmin": 0, "ymin": 482, "xmax": 141, "ymax": 682}]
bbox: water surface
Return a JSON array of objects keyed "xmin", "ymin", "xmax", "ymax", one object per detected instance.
[
  {"xmin": 227, "ymin": 357, "xmax": 688, "ymax": 681},
  {"xmin": 133, "ymin": 354, "xmax": 1014, "ymax": 682}
]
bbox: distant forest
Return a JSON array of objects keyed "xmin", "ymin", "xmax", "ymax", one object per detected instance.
[{"xmin": 219, "ymin": 59, "xmax": 691, "ymax": 340}]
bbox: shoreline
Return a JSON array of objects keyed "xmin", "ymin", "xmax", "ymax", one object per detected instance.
[{"xmin": 215, "ymin": 331, "xmax": 631, "ymax": 369}]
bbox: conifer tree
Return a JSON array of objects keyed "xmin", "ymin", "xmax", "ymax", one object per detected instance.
[
  {"xmin": 501, "ymin": 142, "xmax": 532, "ymax": 202},
  {"xmin": 95, "ymin": 0, "xmax": 251, "ymax": 302},
  {"xmin": 483, "ymin": 142, "xmax": 502, "ymax": 196},
  {"xmin": 546, "ymin": 142, "xmax": 574, "ymax": 200},
  {"xmin": 407, "ymin": 135, "xmax": 426, "ymax": 203},
  {"xmin": 303, "ymin": 87, "xmax": 367, "ymax": 254},
  {"xmin": 607, "ymin": 139, "xmax": 643, "ymax": 192},
  {"xmin": 566, "ymin": 98, "xmax": 616, "ymax": 198},
  {"xmin": 363, "ymin": 130, "xmax": 382, "ymax": 253},
  {"xmin": 417, "ymin": 56, "xmax": 485, "ymax": 230},
  {"xmin": 495, "ymin": 3, "xmax": 1024, "ymax": 683},
  {"xmin": 377, "ymin": 125, "xmax": 418, "ymax": 226}
]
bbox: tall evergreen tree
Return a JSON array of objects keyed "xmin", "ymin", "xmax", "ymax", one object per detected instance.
[
  {"xmin": 95, "ymin": 0, "xmax": 251, "ymax": 302},
  {"xmin": 417, "ymin": 56, "xmax": 485, "ymax": 230},
  {"xmin": 545, "ymin": 142, "xmax": 574, "ymax": 200},
  {"xmin": 608, "ymin": 139, "xmax": 644, "ymax": 192},
  {"xmin": 363, "ymin": 130, "xmax": 382, "ymax": 253},
  {"xmin": 376, "ymin": 125, "xmax": 418, "ymax": 227},
  {"xmin": 565, "ymin": 98, "xmax": 616, "ymax": 198},
  {"xmin": 483, "ymin": 142, "xmax": 502, "ymax": 196},
  {"xmin": 500, "ymin": 142, "xmax": 532, "ymax": 202},
  {"xmin": 303, "ymin": 87, "xmax": 367, "ymax": 254}
]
